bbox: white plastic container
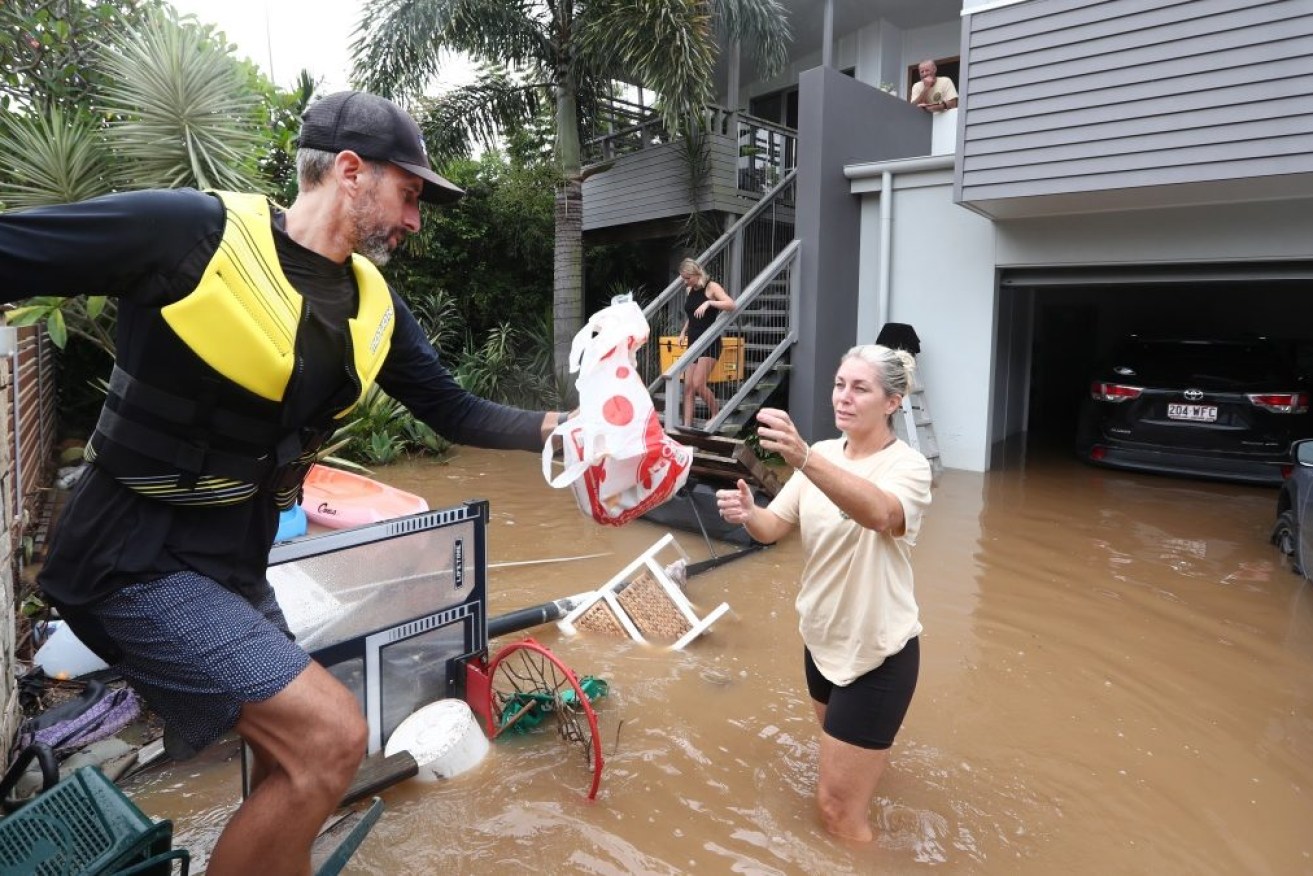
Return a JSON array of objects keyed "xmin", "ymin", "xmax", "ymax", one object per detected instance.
[
  {"xmin": 33, "ymin": 621, "xmax": 110, "ymax": 678},
  {"xmin": 384, "ymin": 698, "xmax": 489, "ymax": 782}
]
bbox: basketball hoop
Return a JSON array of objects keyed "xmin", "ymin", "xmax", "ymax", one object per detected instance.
[{"xmin": 481, "ymin": 637, "xmax": 607, "ymax": 800}]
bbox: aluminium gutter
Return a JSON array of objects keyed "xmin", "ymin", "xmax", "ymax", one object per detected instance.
[{"xmin": 844, "ymin": 154, "xmax": 954, "ymax": 190}]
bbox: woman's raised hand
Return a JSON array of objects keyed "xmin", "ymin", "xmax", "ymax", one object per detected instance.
[{"xmin": 717, "ymin": 478, "xmax": 755, "ymax": 524}]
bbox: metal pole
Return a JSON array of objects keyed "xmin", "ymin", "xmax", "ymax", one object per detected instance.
[{"xmin": 822, "ymin": 0, "xmax": 835, "ymax": 68}]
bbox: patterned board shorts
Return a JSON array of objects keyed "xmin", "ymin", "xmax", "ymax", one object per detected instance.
[{"xmin": 90, "ymin": 571, "xmax": 311, "ymax": 759}]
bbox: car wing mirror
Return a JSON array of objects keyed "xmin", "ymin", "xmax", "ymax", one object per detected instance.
[{"xmin": 1296, "ymin": 440, "xmax": 1313, "ymax": 467}]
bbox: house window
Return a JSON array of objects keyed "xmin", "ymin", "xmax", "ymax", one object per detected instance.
[{"xmin": 906, "ymin": 57, "xmax": 960, "ymax": 100}]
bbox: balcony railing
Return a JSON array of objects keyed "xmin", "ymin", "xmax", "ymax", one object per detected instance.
[{"xmin": 583, "ymin": 99, "xmax": 797, "ymax": 195}]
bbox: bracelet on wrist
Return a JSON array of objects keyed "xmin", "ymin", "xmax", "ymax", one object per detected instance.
[{"xmin": 799, "ymin": 445, "xmax": 812, "ymax": 472}]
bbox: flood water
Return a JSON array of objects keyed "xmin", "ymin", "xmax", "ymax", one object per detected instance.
[{"xmin": 125, "ymin": 444, "xmax": 1313, "ymax": 874}]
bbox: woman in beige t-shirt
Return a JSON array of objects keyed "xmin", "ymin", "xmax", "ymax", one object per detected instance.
[{"xmin": 716, "ymin": 344, "xmax": 933, "ymax": 842}]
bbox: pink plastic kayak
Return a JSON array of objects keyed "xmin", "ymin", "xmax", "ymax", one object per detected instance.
[{"xmin": 300, "ymin": 465, "xmax": 430, "ymax": 529}]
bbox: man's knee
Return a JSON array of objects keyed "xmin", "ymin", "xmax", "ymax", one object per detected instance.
[
  {"xmin": 238, "ymin": 664, "xmax": 366, "ymax": 784},
  {"xmin": 298, "ymin": 684, "xmax": 367, "ymax": 780}
]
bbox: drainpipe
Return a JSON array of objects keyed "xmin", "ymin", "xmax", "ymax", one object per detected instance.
[
  {"xmin": 878, "ymin": 170, "xmax": 893, "ymax": 329},
  {"xmin": 843, "ymin": 155, "xmax": 955, "ymax": 334},
  {"xmin": 822, "ymin": 0, "xmax": 834, "ymax": 68}
]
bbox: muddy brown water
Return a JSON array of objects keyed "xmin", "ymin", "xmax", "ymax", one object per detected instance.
[{"xmin": 123, "ymin": 445, "xmax": 1313, "ymax": 874}]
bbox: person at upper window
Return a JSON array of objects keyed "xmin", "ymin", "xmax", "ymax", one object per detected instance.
[{"xmin": 910, "ymin": 60, "xmax": 958, "ymax": 113}]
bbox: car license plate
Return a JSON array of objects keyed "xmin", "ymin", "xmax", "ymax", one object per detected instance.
[{"xmin": 1167, "ymin": 403, "xmax": 1217, "ymax": 422}]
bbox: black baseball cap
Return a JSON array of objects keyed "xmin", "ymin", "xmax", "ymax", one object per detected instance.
[{"xmin": 297, "ymin": 91, "xmax": 463, "ymax": 205}]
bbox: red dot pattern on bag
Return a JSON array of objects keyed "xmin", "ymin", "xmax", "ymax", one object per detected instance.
[{"xmin": 603, "ymin": 393, "xmax": 634, "ymax": 425}]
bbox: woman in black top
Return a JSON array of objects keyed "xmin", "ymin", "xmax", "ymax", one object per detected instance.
[{"xmin": 677, "ymin": 258, "xmax": 736, "ymax": 427}]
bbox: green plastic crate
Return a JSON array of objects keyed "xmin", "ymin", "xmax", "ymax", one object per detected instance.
[{"xmin": 0, "ymin": 766, "xmax": 188, "ymax": 875}]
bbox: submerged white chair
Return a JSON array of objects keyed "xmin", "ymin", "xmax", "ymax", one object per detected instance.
[{"xmin": 557, "ymin": 533, "xmax": 731, "ymax": 650}]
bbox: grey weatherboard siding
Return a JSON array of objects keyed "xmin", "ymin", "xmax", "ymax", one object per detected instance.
[
  {"xmin": 581, "ymin": 136, "xmax": 749, "ymax": 232},
  {"xmin": 956, "ymin": 0, "xmax": 1313, "ymax": 218}
]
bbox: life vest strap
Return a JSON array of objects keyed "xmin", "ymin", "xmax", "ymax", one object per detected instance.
[
  {"xmin": 108, "ymin": 364, "xmax": 284, "ymax": 446},
  {"xmin": 93, "ymin": 405, "xmax": 270, "ymax": 487}
]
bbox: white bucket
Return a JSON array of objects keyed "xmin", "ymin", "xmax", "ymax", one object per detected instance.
[
  {"xmin": 384, "ymin": 698, "xmax": 489, "ymax": 782},
  {"xmin": 33, "ymin": 621, "xmax": 110, "ymax": 678}
]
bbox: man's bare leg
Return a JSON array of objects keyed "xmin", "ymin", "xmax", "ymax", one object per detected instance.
[{"xmin": 205, "ymin": 661, "xmax": 367, "ymax": 876}]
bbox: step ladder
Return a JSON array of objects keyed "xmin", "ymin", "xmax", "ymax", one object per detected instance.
[{"xmin": 894, "ymin": 382, "xmax": 943, "ymax": 482}]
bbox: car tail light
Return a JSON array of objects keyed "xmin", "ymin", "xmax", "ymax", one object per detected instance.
[
  {"xmin": 1090, "ymin": 446, "xmax": 1107, "ymax": 461},
  {"xmin": 1282, "ymin": 464, "xmax": 1294, "ymax": 479},
  {"xmin": 1090, "ymin": 382, "xmax": 1142, "ymax": 403},
  {"xmin": 1246, "ymin": 392, "xmax": 1309, "ymax": 414}
]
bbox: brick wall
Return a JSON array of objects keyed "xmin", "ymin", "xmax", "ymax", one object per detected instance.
[{"xmin": 0, "ymin": 326, "xmax": 57, "ymax": 766}]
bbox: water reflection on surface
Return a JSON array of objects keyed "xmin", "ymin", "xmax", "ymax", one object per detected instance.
[{"xmin": 126, "ymin": 446, "xmax": 1313, "ymax": 873}]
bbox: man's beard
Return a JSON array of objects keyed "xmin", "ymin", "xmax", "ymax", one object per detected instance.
[
  {"xmin": 350, "ymin": 182, "xmax": 399, "ymax": 267},
  {"xmin": 354, "ymin": 225, "xmax": 393, "ymax": 267}
]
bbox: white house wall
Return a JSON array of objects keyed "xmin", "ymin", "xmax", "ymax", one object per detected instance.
[{"xmin": 855, "ymin": 169, "xmax": 998, "ymax": 472}]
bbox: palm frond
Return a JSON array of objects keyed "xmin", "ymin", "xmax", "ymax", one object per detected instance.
[
  {"xmin": 574, "ymin": 0, "xmax": 717, "ymax": 131},
  {"xmin": 97, "ymin": 9, "xmax": 268, "ymax": 193},
  {"xmin": 0, "ymin": 107, "xmax": 111, "ymax": 208},
  {"xmin": 713, "ymin": 0, "xmax": 792, "ymax": 81},
  {"xmin": 413, "ymin": 69, "xmax": 545, "ymax": 162},
  {"xmin": 351, "ymin": 0, "xmax": 549, "ymax": 101}
]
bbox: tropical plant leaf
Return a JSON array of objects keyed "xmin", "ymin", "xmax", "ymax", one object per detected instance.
[
  {"xmin": 46, "ymin": 308, "xmax": 68, "ymax": 348},
  {"xmin": 414, "ymin": 69, "xmax": 543, "ymax": 163},
  {"xmin": 97, "ymin": 9, "xmax": 268, "ymax": 193},
  {"xmin": 0, "ymin": 106, "xmax": 111, "ymax": 207},
  {"xmin": 352, "ymin": 0, "xmax": 549, "ymax": 101},
  {"xmin": 4, "ymin": 303, "xmax": 55, "ymax": 327}
]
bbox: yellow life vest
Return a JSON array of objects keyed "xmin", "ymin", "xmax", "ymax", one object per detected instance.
[
  {"xmin": 162, "ymin": 191, "xmax": 393, "ymax": 413},
  {"xmin": 88, "ymin": 191, "xmax": 396, "ymax": 507}
]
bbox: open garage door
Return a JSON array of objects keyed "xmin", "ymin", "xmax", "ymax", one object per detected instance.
[{"xmin": 990, "ymin": 261, "xmax": 1313, "ymax": 466}]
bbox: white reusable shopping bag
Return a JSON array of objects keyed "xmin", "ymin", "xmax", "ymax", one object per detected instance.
[{"xmin": 542, "ymin": 297, "xmax": 692, "ymax": 526}]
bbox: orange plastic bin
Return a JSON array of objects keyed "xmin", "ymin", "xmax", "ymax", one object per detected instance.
[{"xmin": 658, "ymin": 336, "xmax": 743, "ymax": 383}]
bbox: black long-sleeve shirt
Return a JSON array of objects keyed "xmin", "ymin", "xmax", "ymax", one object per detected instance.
[{"xmin": 0, "ymin": 188, "xmax": 544, "ymax": 604}]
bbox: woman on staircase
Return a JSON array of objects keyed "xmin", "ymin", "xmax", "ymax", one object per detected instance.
[{"xmin": 676, "ymin": 258, "xmax": 736, "ymax": 428}]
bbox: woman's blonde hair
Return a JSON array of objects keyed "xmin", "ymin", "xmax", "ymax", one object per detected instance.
[
  {"xmin": 842, "ymin": 344, "xmax": 917, "ymax": 400},
  {"xmin": 678, "ymin": 258, "xmax": 710, "ymax": 287}
]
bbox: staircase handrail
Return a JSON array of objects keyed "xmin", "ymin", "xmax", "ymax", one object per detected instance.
[{"xmin": 641, "ymin": 167, "xmax": 798, "ymax": 331}]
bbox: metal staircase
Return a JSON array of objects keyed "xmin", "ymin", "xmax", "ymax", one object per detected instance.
[{"xmin": 638, "ymin": 170, "xmax": 799, "ymax": 436}]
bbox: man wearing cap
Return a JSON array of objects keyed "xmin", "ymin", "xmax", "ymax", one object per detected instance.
[{"xmin": 0, "ymin": 91, "xmax": 566, "ymax": 874}]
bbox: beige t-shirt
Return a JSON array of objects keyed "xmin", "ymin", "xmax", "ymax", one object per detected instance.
[
  {"xmin": 768, "ymin": 438, "xmax": 932, "ymax": 685},
  {"xmin": 910, "ymin": 75, "xmax": 958, "ymax": 105}
]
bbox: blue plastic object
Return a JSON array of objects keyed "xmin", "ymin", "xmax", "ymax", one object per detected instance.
[{"xmin": 276, "ymin": 505, "xmax": 307, "ymax": 542}]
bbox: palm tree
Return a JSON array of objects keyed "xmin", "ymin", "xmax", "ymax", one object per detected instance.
[{"xmin": 351, "ymin": 0, "xmax": 790, "ymax": 385}]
